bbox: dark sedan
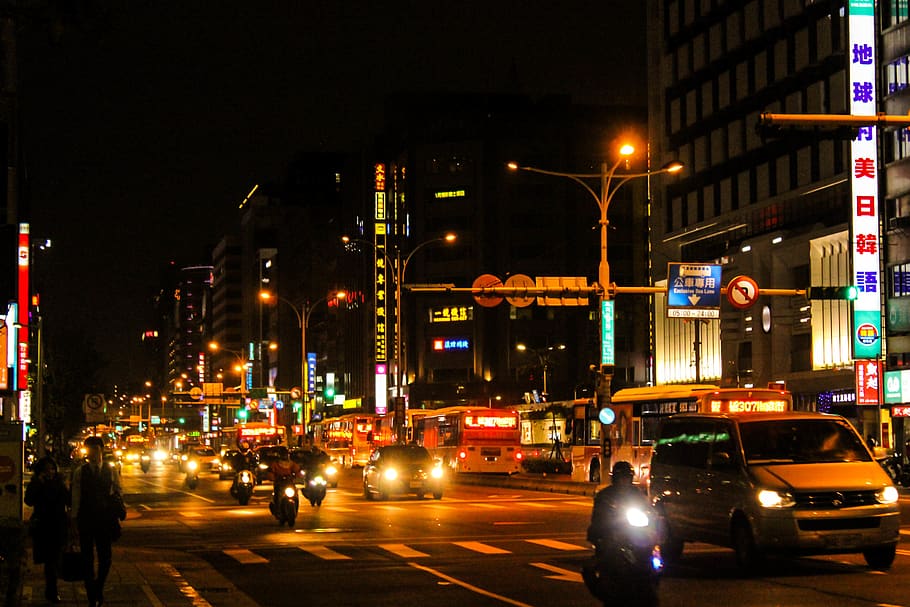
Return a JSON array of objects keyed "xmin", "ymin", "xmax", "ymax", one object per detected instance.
[{"xmin": 362, "ymin": 444, "xmax": 445, "ymax": 500}]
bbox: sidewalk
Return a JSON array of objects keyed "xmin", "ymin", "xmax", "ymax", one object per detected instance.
[{"xmin": 19, "ymin": 545, "xmax": 259, "ymax": 607}]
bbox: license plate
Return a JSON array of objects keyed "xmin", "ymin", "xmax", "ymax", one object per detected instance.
[
  {"xmin": 409, "ymin": 481, "xmax": 423, "ymax": 489},
  {"xmin": 824, "ymin": 534, "xmax": 862, "ymax": 548}
]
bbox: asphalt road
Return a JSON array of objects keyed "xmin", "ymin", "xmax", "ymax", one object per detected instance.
[{"xmin": 21, "ymin": 461, "xmax": 910, "ymax": 607}]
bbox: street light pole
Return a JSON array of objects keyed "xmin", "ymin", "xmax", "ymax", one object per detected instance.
[
  {"xmin": 259, "ymin": 290, "xmax": 346, "ymax": 434},
  {"xmin": 508, "ymin": 149, "xmax": 682, "ymax": 474},
  {"xmin": 342, "ymin": 233, "xmax": 456, "ymax": 441}
]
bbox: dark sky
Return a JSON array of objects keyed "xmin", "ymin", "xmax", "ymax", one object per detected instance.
[{"xmin": 18, "ymin": 1, "xmax": 647, "ymax": 390}]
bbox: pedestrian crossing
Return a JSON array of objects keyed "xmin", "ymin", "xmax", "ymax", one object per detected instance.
[{"xmin": 216, "ymin": 537, "xmax": 591, "ymax": 565}]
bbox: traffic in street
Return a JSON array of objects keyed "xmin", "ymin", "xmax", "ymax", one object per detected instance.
[{"xmin": 23, "ymin": 455, "xmax": 910, "ymax": 607}]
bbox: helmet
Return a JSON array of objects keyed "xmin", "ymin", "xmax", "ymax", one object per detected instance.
[{"xmin": 611, "ymin": 461, "xmax": 634, "ymax": 479}]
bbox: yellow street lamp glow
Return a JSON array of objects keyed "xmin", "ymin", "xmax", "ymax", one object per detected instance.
[{"xmin": 619, "ymin": 144, "xmax": 635, "ymax": 156}]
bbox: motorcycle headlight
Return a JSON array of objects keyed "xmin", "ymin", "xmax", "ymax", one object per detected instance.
[
  {"xmin": 430, "ymin": 465, "xmax": 444, "ymax": 479},
  {"xmin": 757, "ymin": 489, "xmax": 795, "ymax": 508},
  {"xmin": 284, "ymin": 486, "xmax": 297, "ymax": 498},
  {"xmin": 311, "ymin": 475, "xmax": 327, "ymax": 486},
  {"xmin": 625, "ymin": 507, "xmax": 650, "ymax": 528},
  {"xmin": 239, "ymin": 471, "xmax": 252, "ymax": 483},
  {"xmin": 153, "ymin": 450, "xmax": 167, "ymax": 461},
  {"xmin": 325, "ymin": 465, "xmax": 338, "ymax": 477},
  {"xmin": 384, "ymin": 467, "xmax": 398, "ymax": 481},
  {"xmin": 876, "ymin": 485, "xmax": 900, "ymax": 504},
  {"xmin": 186, "ymin": 460, "xmax": 198, "ymax": 471},
  {"xmin": 140, "ymin": 454, "xmax": 150, "ymax": 461},
  {"xmin": 258, "ymin": 463, "xmax": 268, "ymax": 470}
]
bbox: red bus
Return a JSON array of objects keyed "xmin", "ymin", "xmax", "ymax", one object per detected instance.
[
  {"xmin": 221, "ymin": 422, "xmax": 286, "ymax": 450},
  {"xmin": 410, "ymin": 406, "xmax": 523, "ymax": 474}
]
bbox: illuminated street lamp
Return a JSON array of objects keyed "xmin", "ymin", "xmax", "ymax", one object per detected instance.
[
  {"xmin": 515, "ymin": 342, "xmax": 566, "ymax": 401},
  {"xmin": 259, "ymin": 289, "xmax": 347, "ymax": 427},
  {"xmin": 342, "ymin": 233, "xmax": 456, "ymax": 436},
  {"xmin": 207, "ymin": 341, "xmax": 250, "ymax": 392},
  {"xmin": 508, "ymin": 147, "xmax": 683, "ymax": 423}
]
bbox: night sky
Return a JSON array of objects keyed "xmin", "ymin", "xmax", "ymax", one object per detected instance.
[{"xmin": 18, "ymin": 1, "xmax": 647, "ymax": 390}]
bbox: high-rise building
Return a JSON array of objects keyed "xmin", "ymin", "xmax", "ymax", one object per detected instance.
[{"xmin": 646, "ymin": 1, "xmax": 897, "ymax": 442}]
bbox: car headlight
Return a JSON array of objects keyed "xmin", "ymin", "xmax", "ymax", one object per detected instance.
[
  {"xmin": 757, "ymin": 489, "xmax": 795, "ymax": 508},
  {"xmin": 284, "ymin": 486, "xmax": 297, "ymax": 498},
  {"xmin": 384, "ymin": 467, "xmax": 398, "ymax": 481},
  {"xmin": 625, "ymin": 507, "xmax": 650, "ymax": 528},
  {"xmin": 325, "ymin": 465, "xmax": 338, "ymax": 477},
  {"xmin": 430, "ymin": 466, "xmax": 444, "ymax": 479},
  {"xmin": 181, "ymin": 454, "xmax": 188, "ymax": 461},
  {"xmin": 876, "ymin": 485, "xmax": 900, "ymax": 504}
]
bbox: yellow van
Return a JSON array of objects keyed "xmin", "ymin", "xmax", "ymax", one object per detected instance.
[{"xmin": 649, "ymin": 411, "xmax": 900, "ymax": 570}]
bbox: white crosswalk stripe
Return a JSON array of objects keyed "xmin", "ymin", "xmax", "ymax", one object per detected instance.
[
  {"xmin": 525, "ymin": 539, "xmax": 586, "ymax": 551},
  {"xmin": 380, "ymin": 543, "xmax": 431, "ymax": 558},
  {"xmin": 224, "ymin": 548, "xmax": 268, "ymax": 564},
  {"xmin": 454, "ymin": 541, "xmax": 511, "ymax": 554},
  {"xmin": 298, "ymin": 545, "xmax": 352, "ymax": 560}
]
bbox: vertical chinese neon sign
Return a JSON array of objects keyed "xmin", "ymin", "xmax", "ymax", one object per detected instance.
[
  {"xmin": 849, "ymin": 0, "xmax": 881, "ymax": 360},
  {"xmin": 374, "ymin": 163, "xmax": 388, "ymax": 415}
]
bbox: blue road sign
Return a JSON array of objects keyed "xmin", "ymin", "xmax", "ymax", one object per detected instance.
[{"xmin": 667, "ymin": 263, "xmax": 722, "ymax": 318}]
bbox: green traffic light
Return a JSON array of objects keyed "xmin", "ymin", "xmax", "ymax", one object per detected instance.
[
  {"xmin": 325, "ymin": 387, "xmax": 335, "ymax": 399},
  {"xmin": 178, "ymin": 417, "xmax": 186, "ymax": 424},
  {"xmin": 237, "ymin": 408, "xmax": 248, "ymax": 421},
  {"xmin": 843, "ymin": 285, "xmax": 859, "ymax": 300},
  {"xmin": 807, "ymin": 285, "xmax": 859, "ymax": 301}
]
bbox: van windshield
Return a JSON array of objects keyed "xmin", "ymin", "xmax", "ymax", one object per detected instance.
[{"xmin": 740, "ymin": 419, "xmax": 872, "ymax": 464}]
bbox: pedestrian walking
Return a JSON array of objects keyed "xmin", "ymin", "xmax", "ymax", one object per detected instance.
[
  {"xmin": 24, "ymin": 456, "xmax": 69, "ymax": 604},
  {"xmin": 71, "ymin": 436, "xmax": 122, "ymax": 607}
]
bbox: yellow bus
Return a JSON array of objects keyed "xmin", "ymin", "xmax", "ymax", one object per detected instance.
[
  {"xmin": 568, "ymin": 385, "xmax": 792, "ymax": 484},
  {"xmin": 311, "ymin": 413, "xmax": 392, "ymax": 468}
]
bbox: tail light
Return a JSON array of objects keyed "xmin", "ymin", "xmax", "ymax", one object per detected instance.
[
  {"xmin": 514, "ymin": 451, "xmax": 523, "ymax": 461},
  {"xmin": 458, "ymin": 450, "xmax": 467, "ymax": 460}
]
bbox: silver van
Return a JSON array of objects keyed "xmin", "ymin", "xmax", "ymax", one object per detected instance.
[{"xmin": 649, "ymin": 411, "xmax": 900, "ymax": 570}]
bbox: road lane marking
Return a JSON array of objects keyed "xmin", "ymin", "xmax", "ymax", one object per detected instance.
[
  {"xmin": 298, "ymin": 545, "xmax": 352, "ymax": 560},
  {"xmin": 378, "ymin": 505, "xmax": 406, "ymax": 511},
  {"xmin": 896, "ymin": 549, "xmax": 910, "ymax": 557},
  {"xmin": 181, "ymin": 511, "xmax": 202, "ymax": 518},
  {"xmin": 159, "ymin": 562, "xmax": 213, "ymax": 606},
  {"xmin": 562, "ymin": 501, "xmax": 592, "ymax": 507},
  {"xmin": 224, "ymin": 549, "xmax": 268, "ymax": 564},
  {"xmin": 474, "ymin": 503, "xmax": 507, "ymax": 509},
  {"xmin": 529, "ymin": 562, "xmax": 583, "ymax": 583},
  {"xmin": 454, "ymin": 541, "xmax": 511, "ymax": 554},
  {"xmin": 380, "ymin": 543, "xmax": 430, "ymax": 558},
  {"xmin": 327, "ymin": 506, "xmax": 357, "ymax": 512},
  {"xmin": 525, "ymin": 539, "xmax": 587, "ymax": 551},
  {"xmin": 408, "ymin": 562, "xmax": 535, "ymax": 607},
  {"xmin": 522, "ymin": 502, "xmax": 556, "ymax": 508}
]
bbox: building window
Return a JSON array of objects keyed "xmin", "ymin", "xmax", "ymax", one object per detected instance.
[{"xmin": 884, "ymin": 0, "xmax": 910, "ymax": 28}]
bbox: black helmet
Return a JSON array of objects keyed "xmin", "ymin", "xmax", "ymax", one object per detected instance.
[{"xmin": 611, "ymin": 461, "xmax": 634, "ymax": 478}]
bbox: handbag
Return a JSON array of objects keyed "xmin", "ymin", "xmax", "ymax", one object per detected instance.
[
  {"xmin": 108, "ymin": 490, "xmax": 127, "ymax": 522},
  {"xmin": 59, "ymin": 527, "xmax": 83, "ymax": 582}
]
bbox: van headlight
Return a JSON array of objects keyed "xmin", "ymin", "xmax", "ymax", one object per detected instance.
[
  {"xmin": 384, "ymin": 467, "xmax": 398, "ymax": 481},
  {"xmin": 876, "ymin": 485, "xmax": 900, "ymax": 504},
  {"xmin": 325, "ymin": 465, "xmax": 338, "ymax": 477},
  {"xmin": 757, "ymin": 489, "xmax": 795, "ymax": 508},
  {"xmin": 430, "ymin": 465, "xmax": 444, "ymax": 479}
]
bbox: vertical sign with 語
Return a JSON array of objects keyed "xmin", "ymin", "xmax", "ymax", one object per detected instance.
[{"xmin": 849, "ymin": 0, "xmax": 882, "ymax": 359}]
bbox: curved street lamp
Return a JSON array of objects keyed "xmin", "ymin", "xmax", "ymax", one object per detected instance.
[
  {"xmin": 342, "ymin": 232, "xmax": 456, "ymax": 439},
  {"xmin": 515, "ymin": 343, "xmax": 566, "ymax": 401},
  {"xmin": 507, "ymin": 146, "xmax": 683, "ymax": 425},
  {"xmin": 259, "ymin": 289, "xmax": 346, "ymax": 429}
]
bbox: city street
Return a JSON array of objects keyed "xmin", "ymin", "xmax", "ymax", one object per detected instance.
[{"xmin": 20, "ymin": 460, "xmax": 910, "ymax": 607}]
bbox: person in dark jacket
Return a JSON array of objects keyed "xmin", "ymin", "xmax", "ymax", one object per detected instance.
[
  {"xmin": 71, "ymin": 436, "xmax": 121, "ymax": 607},
  {"xmin": 25, "ymin": 456, "xmax": 70, "ymax": 604}
]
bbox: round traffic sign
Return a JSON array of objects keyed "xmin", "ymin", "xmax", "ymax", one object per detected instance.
[
  {"xmin": 290, "ymin": 387, "xmax": 302, "ymax": 400},
  {"xmin": 86, "ymin": 394, "xmax": 104, "ymax": 410},
  {"xmin": 472, "ymin": 274, "xmax": 504, "ymax": 308},
  {"xmin": 504, "ymin": 274, "xmax": 535, "ymax": 308},
  {"xmin": 189, "ymin": 387, "xmax": 203, "ymax": 400},
  {"xmin": 726, "ymin": 275, "xmax": 759, "ymax": 310}
]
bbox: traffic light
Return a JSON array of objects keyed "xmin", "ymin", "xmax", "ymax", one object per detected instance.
[
  {"xmin": 237, "ymin": 407, "xmax": 248, "ymax": 421},
  {"xmin": 324, "ymin": 386, "xmax": 335, "ymax": 400},
  {"xmin": 807, "ymin": 285, "xmax": 859, "ymax": 300}
]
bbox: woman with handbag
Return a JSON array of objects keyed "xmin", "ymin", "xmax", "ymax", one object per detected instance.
[
  {"xmin": 25, "ymin": 456, "xmax": 70, "ymax": 604},
  {"xmin": 71, "ymin": 437, "xmax": 122, "ymax": 607}
]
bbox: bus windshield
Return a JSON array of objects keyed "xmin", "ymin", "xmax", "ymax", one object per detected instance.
[{"xmin": 740, "ymin": 419, "xmax": 872, "ymax": 464}]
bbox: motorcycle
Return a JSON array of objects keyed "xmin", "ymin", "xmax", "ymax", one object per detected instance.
[
  {"xmin": 269, "ymin": 474, "xmax": 299, "ymax": 527},
  {"xmin": 184, "ymin": 459, "xmax": 199, "ymax": 490},
  {"xmin": 302, "ymin": 468, "xmax": 328, "ymax": 507},
  {"xmin": 140, "ymin": 453, "xmax": 151, "ymax": 474},
  {"xmin": 582, "ymin": 501, "xmax": 663, "ymax": 607},
  {"xmin": 230, "ymin": 469, "xmax": 255, "ymax": 505},
  {"xmin": 879, "ymin": 452, "xmax": 910, "ymax": 487}
]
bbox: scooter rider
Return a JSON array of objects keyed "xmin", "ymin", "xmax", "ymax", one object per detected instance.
[
  {"xmin": 267, "ymin": 449, "xmax": 301, "ymax": 507},
  {"xmin": 587, "ymin": 461, "xmax": 648, "ymax": 546},
  {"xmin": 230, "ymin": 441, "xmax": 256, "ymax": 492}
]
